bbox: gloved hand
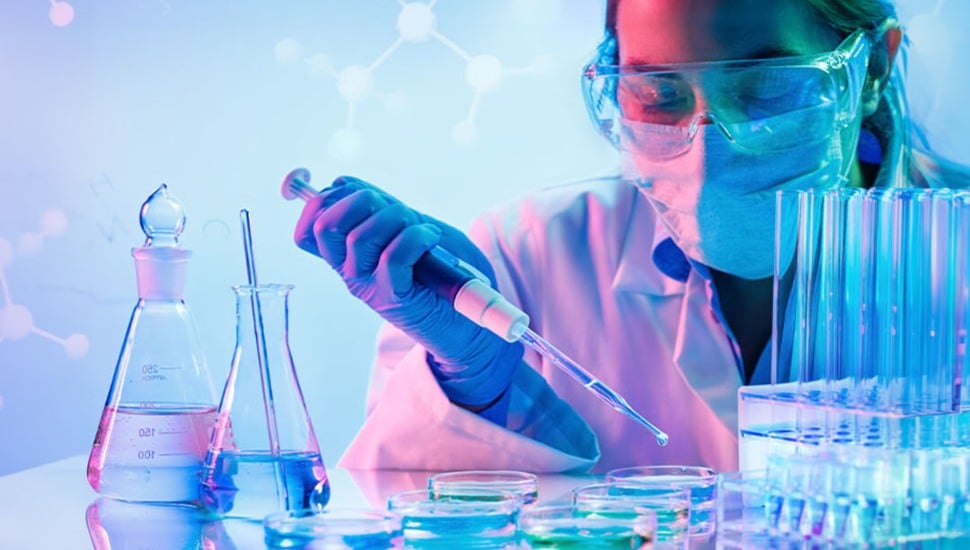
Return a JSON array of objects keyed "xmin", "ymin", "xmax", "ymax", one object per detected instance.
[{"xmin": 293, "ymin": 175, "xmax": 522, "ymax": 413}]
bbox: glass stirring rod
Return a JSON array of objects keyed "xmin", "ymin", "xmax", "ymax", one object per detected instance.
[{"xmin": 281, "ymin": 168, "xmax": 669, "ymax": 447}]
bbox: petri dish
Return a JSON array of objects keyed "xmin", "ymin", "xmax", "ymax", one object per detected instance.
[
  {"xmin": 263, "ymin": 509, "xmax": 403, "ymax": 549},
  {"xmin": 517, "ymin": 503, "xmax": 656, "ymax": 549},
  {"xmin": 606, "ymin": 465, "xmax": 717, "ymax": 535},
  {"xmin": 386, "ymin": 488, "xmax": 520, "ymax": 548},
  {"xmin": 572, "ymin": 483, "xmax": 690, "ymax": 548},
  {"xmin": 427, "ymin": 470, "xmax": 539, "ymax": 505}
]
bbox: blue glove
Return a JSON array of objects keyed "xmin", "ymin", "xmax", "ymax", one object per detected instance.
[{"xmin": 293, "ymin": 176, "xmax": 522, "ymax": 414}]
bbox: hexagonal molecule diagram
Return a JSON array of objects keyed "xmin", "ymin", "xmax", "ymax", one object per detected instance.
[
  {"xmin": 275, "ymin": 0, "xmax": 554, "ymax": 160},
  {"xmin": 0, "ymin": 209, "xmax": 89, "ymax": 359}
]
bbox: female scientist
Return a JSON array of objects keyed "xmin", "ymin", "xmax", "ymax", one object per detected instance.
[{"xmin": 293, "ymin": 0, "xmax": 936, "ymax": 473}]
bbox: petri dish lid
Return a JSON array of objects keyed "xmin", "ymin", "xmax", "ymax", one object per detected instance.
[{"xmin": 263, "ymin": 509, "xmax": 403, "ymax": 549}]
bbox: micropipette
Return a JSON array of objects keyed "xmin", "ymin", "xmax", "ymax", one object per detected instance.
[{"xmin": 282, "ymin": 168, "xmax": 669, "ymax": 446}]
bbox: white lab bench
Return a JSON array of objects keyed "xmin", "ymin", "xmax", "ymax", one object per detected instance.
[{"xmin": 0, "ymin": 456, "xmax": 606, "ymax": 548}]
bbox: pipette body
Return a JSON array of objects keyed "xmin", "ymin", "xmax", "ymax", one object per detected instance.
[
  {"xmin": 283, "ymin": 168, "xmax": 668, "ymax": 446},
  {"xmin": 284, "ymin": 170, "xmax": 528, "ymax": 342}
]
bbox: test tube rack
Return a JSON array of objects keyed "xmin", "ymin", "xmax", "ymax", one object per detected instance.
[{"xmin": 723, "ymin": 188, "xmax": 970, "ymax": 547}]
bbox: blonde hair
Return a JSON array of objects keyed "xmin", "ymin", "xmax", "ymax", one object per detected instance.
[
  {"xmin": 804, "ymin": 0, "xmax": 902, "ymax": 163},
  {"xmin": 803, "ymin": 0, "xmax": 894, "ymax": 34}
]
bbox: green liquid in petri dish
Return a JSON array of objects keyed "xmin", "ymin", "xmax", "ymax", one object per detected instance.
[
  {"xmin": 520, "ymin": 525, "xmax": 652, "ymax": 549},
  {"xmin": 432, "ymin": 489, "xmax": 538, "ymax": 505}
]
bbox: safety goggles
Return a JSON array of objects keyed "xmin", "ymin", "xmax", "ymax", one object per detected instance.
[{"xmin": 582, "ymin": 30, "xmax": 871, "ymax": 160}]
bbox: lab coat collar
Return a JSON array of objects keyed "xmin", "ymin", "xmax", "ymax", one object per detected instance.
[
  {"xmin": 612, "ymin": 185, "xmax": 689, "ymax": 297},
  {"xmin": 612, "ymin": 184, "xmax": 742, "ymax": 429}
]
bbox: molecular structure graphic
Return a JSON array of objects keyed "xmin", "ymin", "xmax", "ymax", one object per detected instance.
[
  {"xmin": 276, "ymin": 0, "xmax": 554, "ymax": 160},
  {"xmin": 0, "ymin": 209, "xmax": 89, "ymax": 359},
  {"xmin": 48, "ymin": 0, "xmax": 75, "ymax": 27}
]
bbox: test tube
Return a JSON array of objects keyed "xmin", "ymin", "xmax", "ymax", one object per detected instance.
[
  {"xmin": 924, "ymin": 190, "xmax": 953, "ymax": 416},
  {"xmin": 898, "ymin": 191, "xmax": 920, "ymax": 414},
  {"xmin": 854, "ymin": 189, "xmax": 879, "ymax": 410},
  {"xmin": 772, "ymin": 189, "xmax": 799, "ymax": 388},
  {"xmin": 872, "ymin": 188, "xmax": 903, "ymax": 414},
  {"xmin": 819, "ymin": 188, "xmax": 855, "ymax": 405},
  {"xmin": 792, "ymin": 189, "xmax": 820, "ymax": 401},
  {"xmin": 841, "ymin": 189, "xmax": 867, "ymax": 410},
  {"xmin": 957, "ymin": 193, "xmax": 970, "ymax": 411}
]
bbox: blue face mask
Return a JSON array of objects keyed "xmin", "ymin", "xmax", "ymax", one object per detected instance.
[
  {"xmin": 605, "ymin": 30, "xmax": 871, "ymax": 280},
  {"xmin": 622, "ymin": 114, "xmax": 856, "ymax": 280}
]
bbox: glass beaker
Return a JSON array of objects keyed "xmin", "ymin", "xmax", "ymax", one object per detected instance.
[
  {"xmin": 200, "ymin": 283, "xmax": 330, "ymax": 519},
  {"xmin": 87, "ymin": 185, "xmax": 218, "ymax": 503}
]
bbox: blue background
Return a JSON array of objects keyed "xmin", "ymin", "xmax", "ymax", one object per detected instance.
[
  {"xmin": 0, "ymin": 0, "xmax": 612, "ymax": 475},
  {"xmin": 0, "ymin": 0, "xmax": 966, "ymax": 475}
]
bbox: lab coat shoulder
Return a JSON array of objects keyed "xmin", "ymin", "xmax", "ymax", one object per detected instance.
[
  {"xmin": 470, "ymin": 176, "xmax": 639, "ymax": 257},
  {"xmin": 468, "ymin": 176, "xmax": 641, "ymax": 322}
]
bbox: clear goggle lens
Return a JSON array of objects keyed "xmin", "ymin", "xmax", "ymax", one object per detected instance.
[{"xmin": 582, "ymin": 30, "xmax": 870, "ymax": 160}]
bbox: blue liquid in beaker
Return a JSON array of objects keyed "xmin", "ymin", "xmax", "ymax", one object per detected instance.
[{"xmin": 199, "ymin": 450, "xmax": 330, "ymax": 519}]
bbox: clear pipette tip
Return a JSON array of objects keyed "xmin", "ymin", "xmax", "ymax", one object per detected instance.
[{"xmin": 519, "ymin": 328, "xmax": 668, "ymax": 447}]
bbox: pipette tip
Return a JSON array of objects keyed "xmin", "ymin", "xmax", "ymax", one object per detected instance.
[{"xmin": 629, "ymin": 410, "xmax": 669, "ymax": 447}]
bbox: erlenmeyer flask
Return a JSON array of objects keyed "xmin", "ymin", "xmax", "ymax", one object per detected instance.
[
  {"xmin": 200, "ymin": 283, "xmax": 330, "ymax": 519},
  {"xmin": 87, "ymin": 185, "xmax": 218, "ymax": 502},
  {"xmin": 85, "ymin": 499, "xmax": 211, "ymax": 550}
]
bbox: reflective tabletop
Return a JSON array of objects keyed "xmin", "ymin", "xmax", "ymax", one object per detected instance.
[{"xmin": 0, "ymin": 455, "xmax": 601, "ymax": 548}]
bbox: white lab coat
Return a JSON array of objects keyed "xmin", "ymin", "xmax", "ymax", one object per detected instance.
[
  {"xmin": 334, "ymin": 85, "xmax": 969, "ymax": 473},
  {"xmin": 338, "ymin": 177, "xmax": 744, "ymax": 473}
]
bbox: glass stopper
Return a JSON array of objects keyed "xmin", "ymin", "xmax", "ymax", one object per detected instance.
[{"xmin": 139, "ymin": 184, "xmax": 185, "ymax": 247}]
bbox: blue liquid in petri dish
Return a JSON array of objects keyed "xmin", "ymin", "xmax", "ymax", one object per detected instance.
[
  {"xmin": 388, "ymin": 491, "xmax": 519, "ymax": 548},
  {"xmin": 264, "ymin": 509, "xmax": 403, "ymax": 549}
]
